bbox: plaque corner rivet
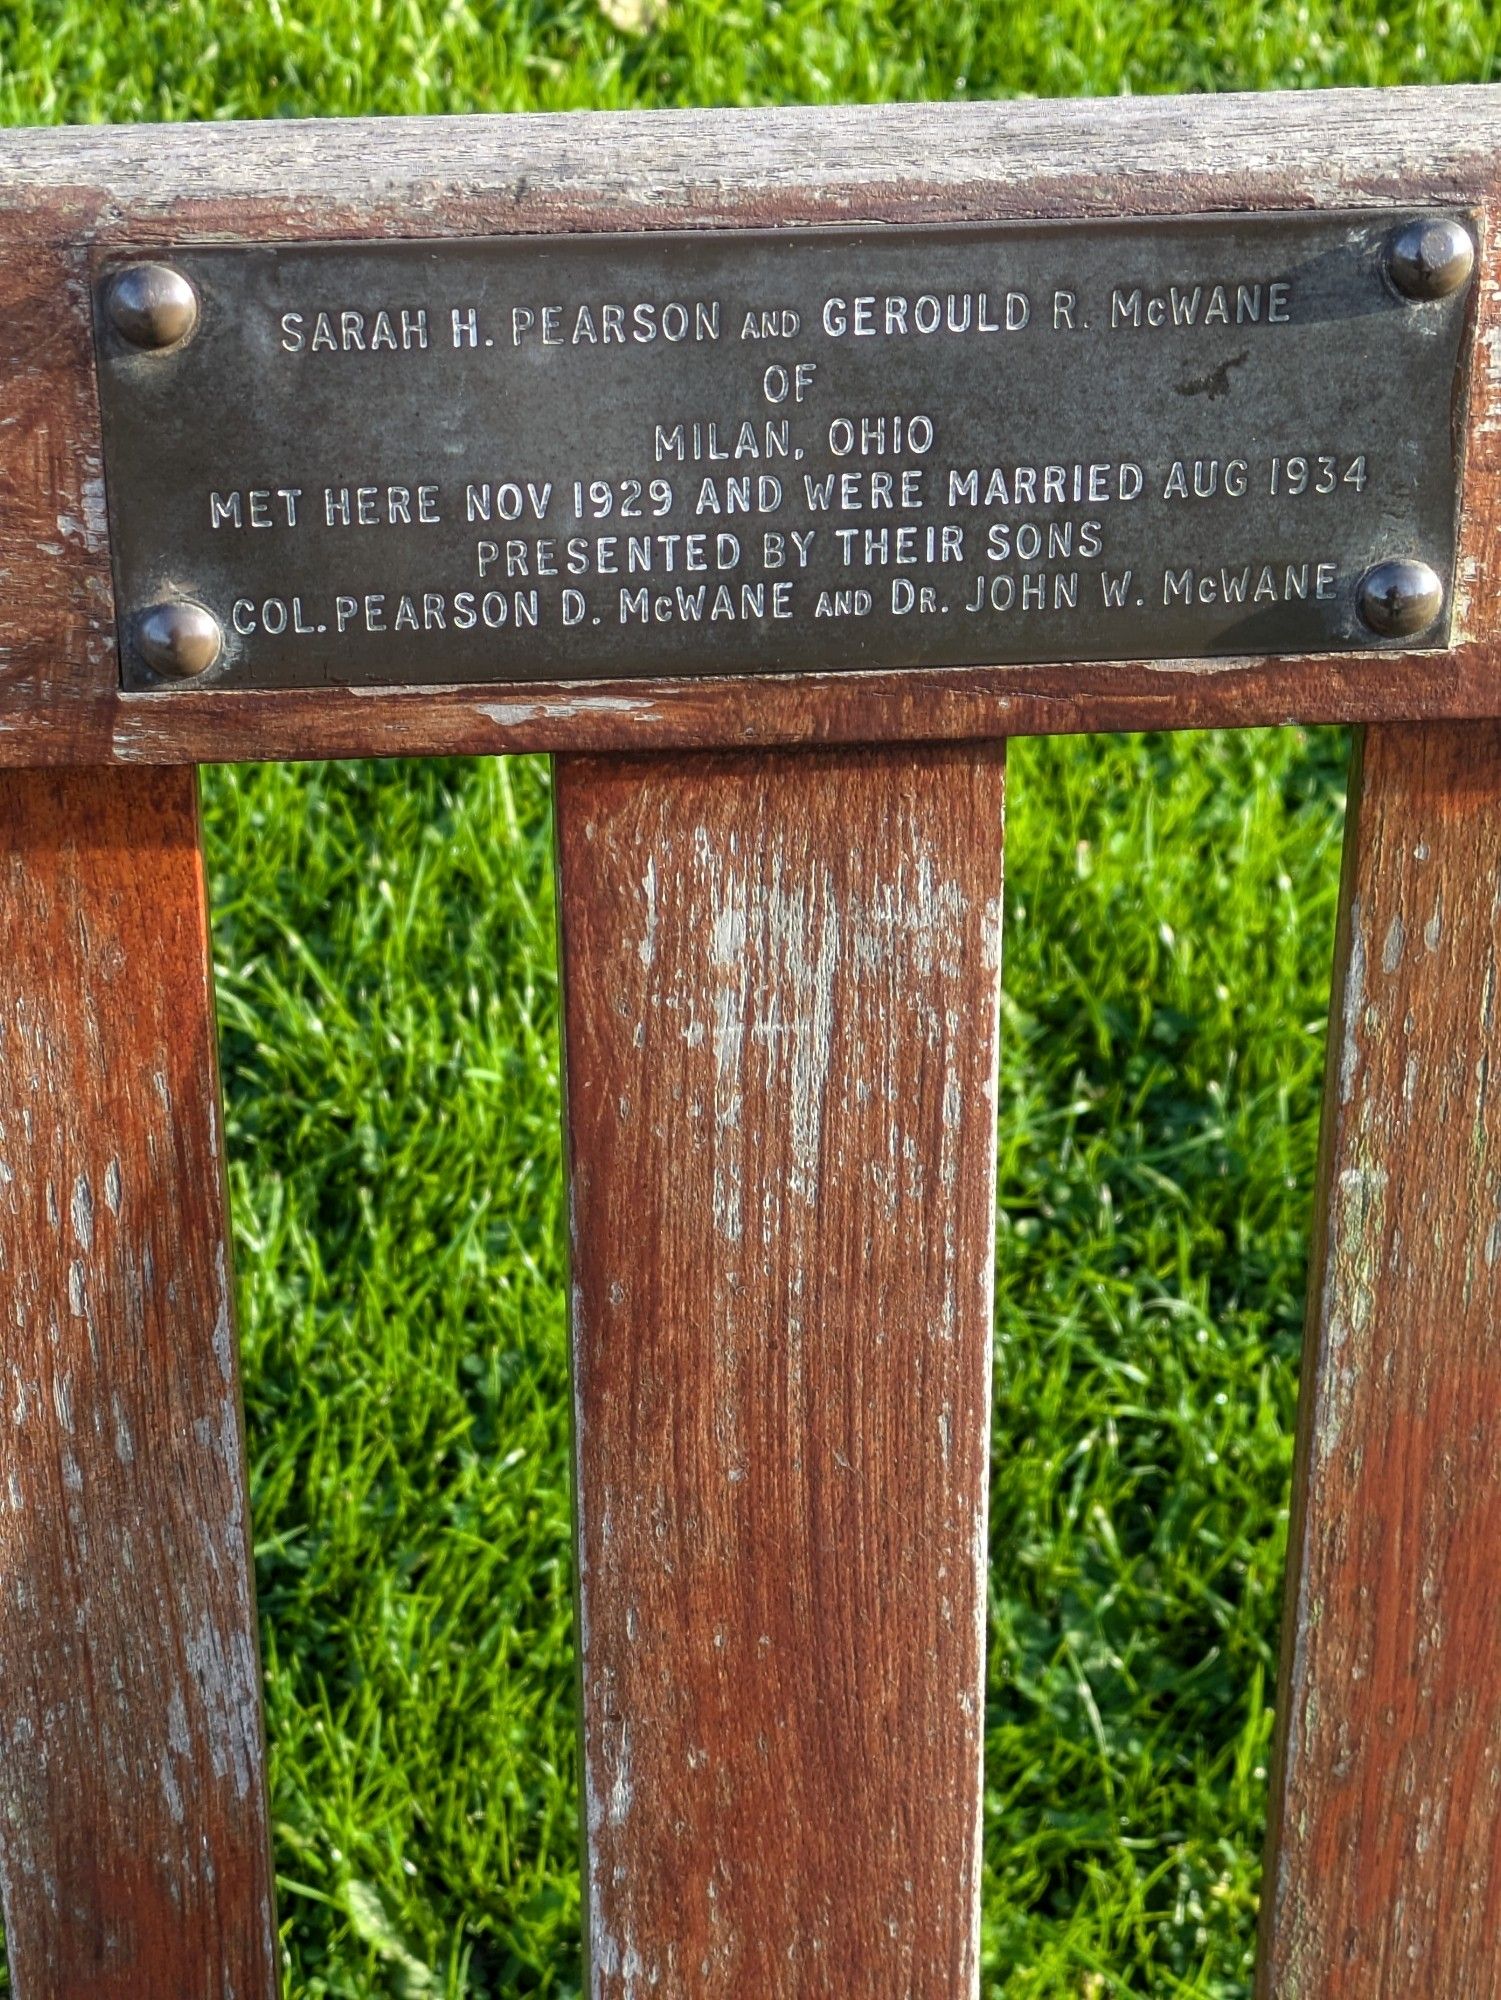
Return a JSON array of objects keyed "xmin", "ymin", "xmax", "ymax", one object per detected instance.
[
  {"xmin": 104, "ymin": 262, "xmax": 200, "ymax": 350},
  {"xmin": 133, "ymin": 600, "xmax": 222, "ymax": 680},
  {"xmin": 1387, "ymin": 217, "xmax": 1475, "ymax": 302},
  {"xmin": 1357, "ymin": 559, "xmax": 1444, "ymax": 640}
]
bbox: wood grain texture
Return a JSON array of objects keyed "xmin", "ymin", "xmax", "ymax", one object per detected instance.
[
  {"xmin": 1259, "ymin": 721, "xmax": 1501, "ymax": 1998},
  {"xmin": 11, "ymin": 87, "xmax": 1501, "ymax": 213},
  {"xmin": 556, "ymin": 743, "xmax": 1005, "ymax": 1995},
  {"xmin": 1, "ymin": 86, "xmax": 1501, "ymax": 766},
  {"xmin": 0, "ymin": 766, "xmax": 279, "ymax": 1999}
]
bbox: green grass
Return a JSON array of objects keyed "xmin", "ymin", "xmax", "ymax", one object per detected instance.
[
  {"xmin": 2, "ymin": 0, "xmax": 1500, "ymax": 115},
  {"xmin": 0, "ymin": 3, "xmax": 1478, "ymax": 1991},
  {"xmin": 218, "ymin": 731, "xmax": 1343, "ymax": 2000}
]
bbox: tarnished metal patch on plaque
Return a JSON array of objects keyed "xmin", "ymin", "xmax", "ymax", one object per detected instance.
[{"xmin": 94, "ymin": 213, "xmax": 1475, "ymax": 692}]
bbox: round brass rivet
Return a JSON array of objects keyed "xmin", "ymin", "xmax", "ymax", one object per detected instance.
[
  {"xmin": 135, "ymin": 601, "xmax": 223, "ymax": 679},
  {"xmin": 1357, "ymin": 559, "xmax": 1444, "ymax": 639},
  {"xmin": 1387, "ymin": 218, "xmax": 1475, "ymax": 301},
  {"xmin": 105, "ymin": 263, "xmax": 200, "ymax": 349}
]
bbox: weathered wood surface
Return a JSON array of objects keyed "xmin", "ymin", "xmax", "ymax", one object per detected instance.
[
  {"xmin": 556, "ymin": 743, "xmax": 1004, "ymax": 1994},
  {"xmin": 11, "ymin": 86, "xmax": 1501, "ymax": 210},
  {"xmin": 1, "ymin": 86, "xmax": 1500, "ymax": 767},
  {"xmin": 0, "ymin": 766, "xmax": 279, "ymax": 1999},
  {"xmin": 1260, "ymin": 720, "xmax": 1501, "ymax": 1998}
]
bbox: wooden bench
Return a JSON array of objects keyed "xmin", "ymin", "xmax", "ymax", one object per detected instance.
[{"xmin": 2, "ymin": 85, "xmax": 1499, "ymax": 1996}]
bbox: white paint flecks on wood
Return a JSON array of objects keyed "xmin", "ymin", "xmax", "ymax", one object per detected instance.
[
  {"xmin": 556, "ymin": 743, "xmax": 1004, "ymax": 1996},
  {"xmin": 0, "ymin": 764, "xmax": 279, "ymax": 2000},
  {"xmin": 1260, "ymin": 721, "xmax": 1501, "ymax": 1998}
]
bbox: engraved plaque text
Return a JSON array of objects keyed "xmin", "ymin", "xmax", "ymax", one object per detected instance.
[{"xmin": 94, "ymin": 214, "xmax": 1475, "ymax": 691}]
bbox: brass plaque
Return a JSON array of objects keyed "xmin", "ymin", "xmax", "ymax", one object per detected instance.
[{"xmin": 94, "ymin": 213, "xmax": 1474, "ymax": 691}]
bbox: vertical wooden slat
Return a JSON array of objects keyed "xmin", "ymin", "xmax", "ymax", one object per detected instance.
[
  {"xmin": 0, "ymin": 766, "xmax": 279, "ymax": 1999},
  {"xmin": 555, "ymin": 743, "xmax": 1005, "ymax": 1997},
  {"xmin": 1260, "ymin": 721, "xmax": 1501, "ymax": 1998}
]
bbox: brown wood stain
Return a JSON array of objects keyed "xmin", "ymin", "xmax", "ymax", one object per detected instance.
[
  {"xmin": 1261, "ymin": 722, "xmax": 1501, "ymax": 1997},
  {"xmin": 0, "ymin": 766, "xmax": 279, "ymax": 1999},
  {"xmin": 556, "ymin": 744, "xmax": 1005, "ymax": 1995}
]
